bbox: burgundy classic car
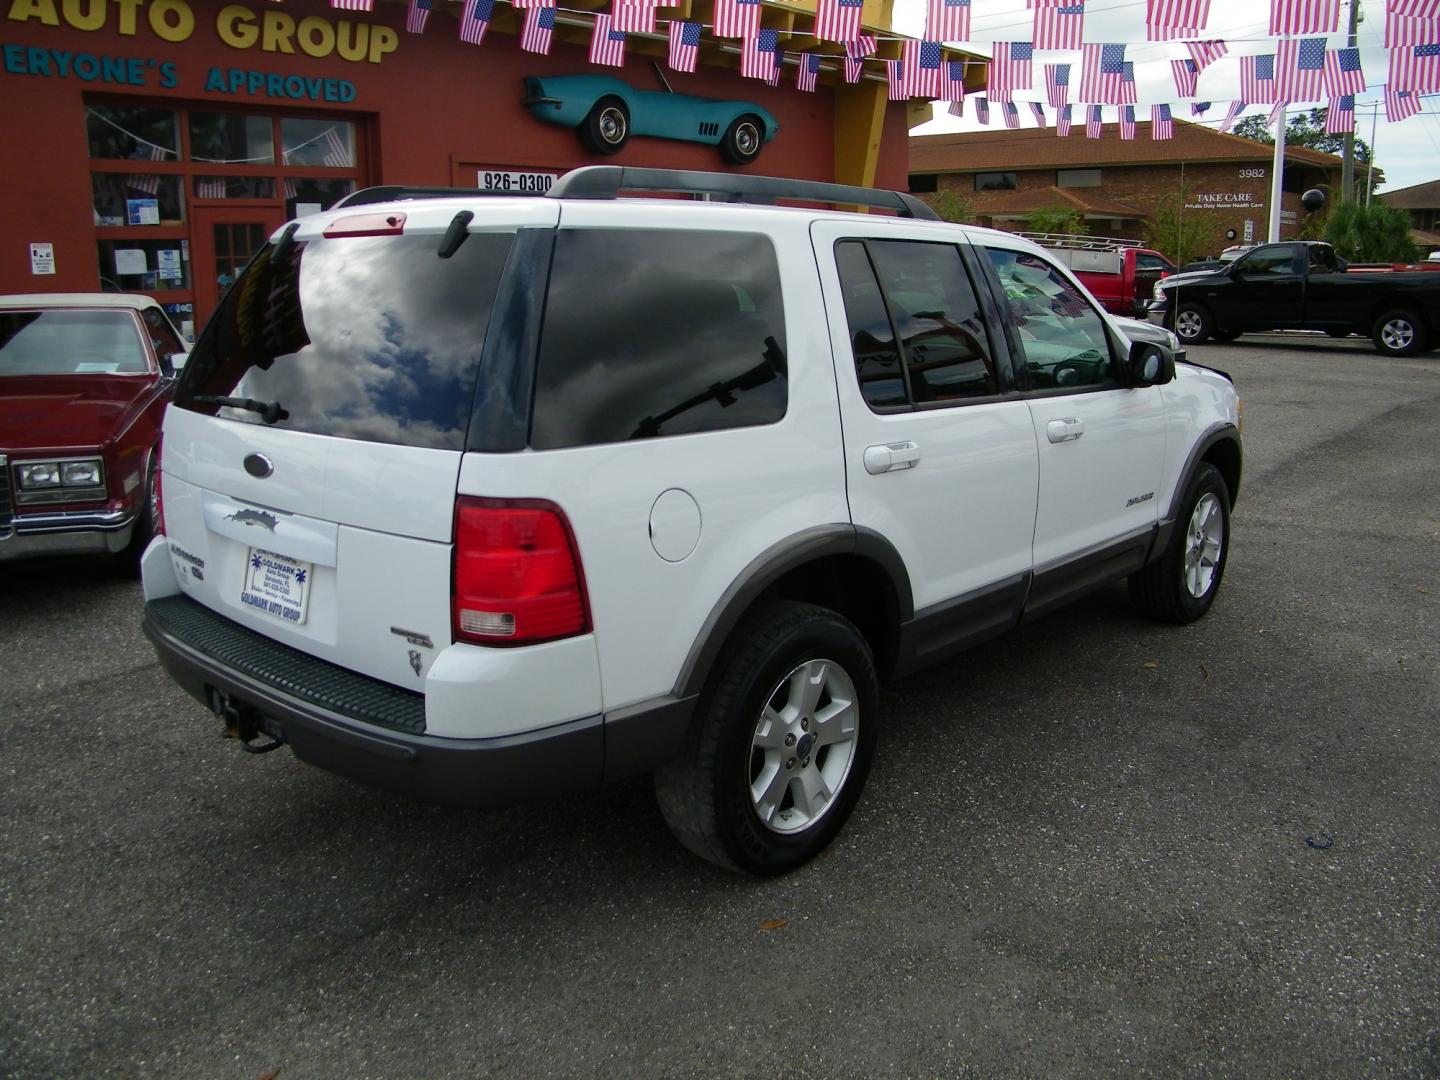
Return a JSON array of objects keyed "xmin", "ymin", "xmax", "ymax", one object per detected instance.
[{"xmin": 0, "ymin": 294, "xmax": 186, "ymax": 568}]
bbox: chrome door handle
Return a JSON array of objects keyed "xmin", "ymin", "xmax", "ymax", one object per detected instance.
[
  {"xmin": 1046, "ymin": 417, "xmax": 1084, "ymax": 444},
  {"xmin": 863, "ymin": 441, "xmax": 921, "ymax": 475}
]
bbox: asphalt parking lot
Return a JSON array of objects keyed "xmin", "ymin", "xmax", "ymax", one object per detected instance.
[{"xmin": 2, "ymin": 335, "xmax": 1437, "ymax": 1079}]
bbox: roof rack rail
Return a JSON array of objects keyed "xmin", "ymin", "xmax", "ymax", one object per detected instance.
[
  {"xmin": 334, "ymin": 185, "xmax": 517, "ymax": 208},
  {"xmin": 546, "ymin": 165, "xmax": 941, "ymax": 221},
  {"xmin": 1016, "ymin": 231, "xmax": 1144, "ymax": 250}
]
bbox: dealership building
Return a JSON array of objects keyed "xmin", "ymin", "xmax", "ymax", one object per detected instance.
[
  {"xmin": 909, "ymin": 119, "xmax": 1364, "ymax": 253},
  {"xmin": 0, "ymin": 0, "xmax": 973, "ymax": 338}
]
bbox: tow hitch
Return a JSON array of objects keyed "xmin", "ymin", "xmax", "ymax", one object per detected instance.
[{"xmin": 209, "ymin": 688, "xmax": 286, "ymax": 754}]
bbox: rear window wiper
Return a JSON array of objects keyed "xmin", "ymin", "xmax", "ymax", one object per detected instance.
[{"xmin": 190, "ymin": 395, "xmax": 290, "ymax": 424}]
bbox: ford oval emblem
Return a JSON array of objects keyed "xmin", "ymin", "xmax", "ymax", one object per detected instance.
[{"xmin": 243, "ymin": 453, "xmax": 274, "ymax": 479}]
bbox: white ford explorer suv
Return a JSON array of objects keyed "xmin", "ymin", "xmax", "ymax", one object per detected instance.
[{"xmin": 142, "ymin": 167, "xmax": 1241, "ymax": 876}]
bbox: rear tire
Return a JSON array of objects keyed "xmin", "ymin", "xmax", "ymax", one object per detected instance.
[
  {"xmin": 719, "ymin": 114, "xmax": 765, "ymax": 165},
  {"xmin": 1371, "ymin": 309, "xmax": 1427, "ymax": 356},
  {"xmin": 655, "ymin": 601, "xmax": 878, "ymax": 876},
  {"xmin": 1129, "ymin": 464, "xmax": 1230, "ymax": 624},
  {"xmin": 1174, "ymin": 303, "xmax": 1213, "ymax": 345}
]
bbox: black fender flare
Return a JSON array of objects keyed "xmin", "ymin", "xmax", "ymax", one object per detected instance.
[
  {"xmin": 672, "ymin": 524, "xmax": 912, "ymax": 700},
  {"xmin": 1150, "ymin": 423, "xmax": 1242, "ymax": 561}
]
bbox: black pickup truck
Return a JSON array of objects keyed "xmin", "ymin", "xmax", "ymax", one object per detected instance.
[{"xmin": 1150, "ymin": 240, "xmax": 1440, "ymax": 356}]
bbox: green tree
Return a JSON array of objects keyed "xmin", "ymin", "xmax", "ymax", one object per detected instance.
[
  {"xmin": 1231, "ymin": 107, "xmax": 1372, "ymax": 163},
  {"xmin": 1323, "ymin": 200, "xmax": 1418, "ymax": 263},
  {"xmin": 927, "ymin": 189, "xmax": 977, "ymax": 224},
  {"xmin": 1143, "ymin": 187, "xmax": 1219, "ymax": 266},
  {"xmin": 1021, "ymin": 204, "xmax": 1088, "ymax": 236}
]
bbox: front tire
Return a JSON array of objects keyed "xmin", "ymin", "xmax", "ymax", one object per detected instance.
[
  {"xmin": 719, "ymin": 114, "xmax": 765, "ymax": 165},
  {"xmin": 1129, "ymin": 464, "xmax": 1230, "ymax": 624},
  {"xmin": 1372, "ymin": 309, "xmax": 1427, "ymax": 356},
  {"xmin": 655, "ymin": 601, "xmax": 879, "ymax": 876},
  {"xmin": 1174, "ymin": 302, "xmax": 1213, "ymax": 345},
  {"xmin": 579, "ymin": 97, "xmax": 630, "ymax": 155}
]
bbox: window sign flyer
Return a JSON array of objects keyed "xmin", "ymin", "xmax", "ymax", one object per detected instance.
[
  {"xmin": 126, "ymin": 199, "xmax": 160, "ymax": 226},
  {"xmin": 157, "ymin": 249, "xmax": 182, "ymax": 281},
  {"xmin": 114, "ymin": 249, "xmax": 148, "ymax": 276}
]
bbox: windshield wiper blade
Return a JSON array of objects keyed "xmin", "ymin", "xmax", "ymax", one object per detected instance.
[{"xmin": 191, "ymin": 395, "xmax": 289, "ymax": 424}]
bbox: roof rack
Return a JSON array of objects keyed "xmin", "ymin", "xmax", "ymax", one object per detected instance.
[
  {"xmin": 1016, "ymin": 231, "xmax": 1144, "ymax": 250},
  {"xmin": 546, "ymin": 166, "xmax": 941, "ymax": 220}
]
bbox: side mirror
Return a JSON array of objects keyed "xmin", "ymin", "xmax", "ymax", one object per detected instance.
[
  {"xmin": 1126, "ymin": 341, "xmax": 1174, "ymax": 386},
  {"xmin": 168, "ymin": 351, "xmax": 189, "ymax": 373}
]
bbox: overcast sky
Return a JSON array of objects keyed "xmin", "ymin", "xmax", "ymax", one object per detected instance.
[{"xmin": 894, "ymin": 0, "xmax": 1437, "ymax": 193}]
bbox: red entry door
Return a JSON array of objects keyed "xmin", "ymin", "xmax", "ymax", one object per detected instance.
[{"xmin": 190, "ymin": 207, "xmax": 287, "ymax": 334}]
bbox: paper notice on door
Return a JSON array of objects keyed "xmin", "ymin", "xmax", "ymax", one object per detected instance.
[
  {"xmin": 157, "ymin": 249, "xmax": 182, "ymax": 281},
  {"xmin": 114, "ymin": 249, "xmax": 148, "ymax": 276},
  {"xmin": 29, "ymin": 243, "xmax": 55, "ymax": 275},
  {"xmin": 126, "ymin": 199, "xmax": 160, "ymax": 226}
]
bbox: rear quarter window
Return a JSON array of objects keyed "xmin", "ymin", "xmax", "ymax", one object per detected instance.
[
  {"xmin": 530, "ymin": 228, "xmax": 787, "ymax": 449},
  {"xmin": 176, "ymin": 230, "xmax": 514, "ymax": 450}
]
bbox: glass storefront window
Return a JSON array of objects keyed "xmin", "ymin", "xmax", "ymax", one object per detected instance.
[
  {"xmin": 97, "ymin": 240, "xmax": 191, "ymax": 292},
  {"xmin": 283, "ymin": 178, "xmax": 356, "ymax": 217},
  {"xmin": 92, "ymin": 173, "xmax": 185, "ymax": 226},
  {"xmin": 193, "ymin": 176, "xmax": 277, "ymax": 200},
  {"xmin": 86, "ymin": 105, "xmax": 179, "ymax": 161},
  {"xmin": 189, "ymin": 113, "xmax": 274, "ymax": 164},
  {"xmin": 281, "ymin": 118, "xmax": 355, "ymax": 167}
]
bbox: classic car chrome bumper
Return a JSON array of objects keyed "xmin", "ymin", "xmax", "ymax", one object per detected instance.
[{"xmin": 0, "ymin": 508, "xmax": 135, "ymax": 561}]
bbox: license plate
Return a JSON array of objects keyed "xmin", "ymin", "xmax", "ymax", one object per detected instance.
[{"xmin": 240, "ymin": 548, "xmax": 311, "ymax": 625}]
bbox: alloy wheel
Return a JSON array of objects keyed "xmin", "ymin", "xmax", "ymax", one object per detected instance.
[{"xmin": 1184, "ymin": 492, "xmax": 1224, "ymax": 598}]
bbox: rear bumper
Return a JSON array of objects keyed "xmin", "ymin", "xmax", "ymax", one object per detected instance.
[
  {"xmin": 143, "ymin": 596, "xmax": 606, "ymax": 806},
  {"xmin": 0, "ymin": 509, "xmax": 134, "ymax": 561}
]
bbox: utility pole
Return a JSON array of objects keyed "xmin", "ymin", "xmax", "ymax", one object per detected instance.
[
  {"xmin": 1270, "ymin": 105, "xmax": 1287, "ymax": 242},
  {"xmin": 1341, "ymin": 0, "xmax": 1360, "ymax": 202}
]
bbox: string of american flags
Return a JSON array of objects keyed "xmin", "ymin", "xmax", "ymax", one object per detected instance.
[{"xmin": 320, "ymin": 0, "xmax": 1440, "ymax": 140}]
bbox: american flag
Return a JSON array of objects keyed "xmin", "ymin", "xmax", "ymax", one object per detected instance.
[
  {"xmin": 1322, "ymin": 46, "xmax": 1365, "ymax": 96},
  {"xmin": 521, "ymin": 6, "xmax": 555, "ymax": 53},
  {"xmin": 1030, "ymin": 101, "xmax": 1047, "ymax": 125},
  {"xmin": 815, "ymin": 0, "xmax": 863, "ymax": 43},
  {"xmin": 405, "ymin": 0, "xmax": 431, "ymax": 33},
  {"xmin": 1152, "ymin": 103, "xmax": 1174, "ymax": 138},
  {"xmin": 742, "ymin": 28, "xmax": 779, "ymax": 79},
  {"xmin": 1240, "ymin": 54, "xmax": 1278, "ymax": 103},
  {"xmin": 1192, "ymin": 100, "xmax": 1211, "ymax": 115},
  {"xmin": 613, "ymin": 1, "xmax": 660, "ymax": 33},
  {"xmin": 1267, "ymin": 99, "xmax": 1289, "ymax": 126},
  {"xmin": 322, "ymin": 127, "xmax": 350, "ymax": 167},
  {"xmin": 797, "ymin": 52, "xmax": 821, "ymax": 91},
  {"xmin": 713, "ymin": 0, "xmax": 760, "ymax": 38},
  {"xmin": 1269, "ymin": 0, "xmax": 1338, "ymax": 34},
  {"xmin": 1120, "ymin": 104, "xmax": 1136, "ymax": 138},
  {"xmin": 887, "ymin": 59, "xmax": 906, "ymax": 100},
  {"xmin": 1389, "ymin": 42, "xmax": 1440, "ymax": 91},
  {"xmin": 767, "ymin": 55, "xmax": 783, "ymax": 86},
  {"xmin": 196, "ymin": 177, "xmax": 226, "ymax": 199},
  {"xmin": 844, "ymin": 36, "xmax": 876, "ymax": 82},
  {"xmin": 1386, "ymin": 86, "xmax": 1422, "ymax": 120},
  {"xmin": 1185, "ymin": 40, "xmax": 1229, "ymax": 71},
  {"xmin": 926, "ymin": 0, "xmax": 971, "ymax": 41},
  {"xmin": 1276, "ymin": 37, "xmax": 1326, "ymax": 100},
  {"xmin": 902, "ymin": 38, "xmax": 944, "ymax": 98},
  {"xmin": 1057, "ymin": 103, "xmax": 1072, "ymax": 134},
  {"xmin": 1086, "ymin": 104, "xmax": 1103, "ymax": 137},
  {"xmin": 1144, "ymin": 0, "xmax": 1211, "ymax": 37},
  {"xmin": 949, "ymin": 99, "xmax": 965, "ymax": 117},
  {"xmin": 1120, "ymin": 62, "xmax": 1137, "ymax": 103},
  {"xmin": 668, "ymin": 19, "xmax": 700, "ymax": 72},
  {"xmin": 283, "ymin": 178, "xmax": 299, "ymax": 201},
  {"xmin": 1326, "ymin": 95, "xmax": 1355, "ymax": 132},
  {"xmin": 512, "ymin": 0, "xmax": 555, "ymax": 7},
  {"xmin": 1386, "ymin": 13, "xmax": 1440, "ymax": 47},
  {"xmin": 941, "ymin": 60, "xmax": 966, "ymax": 101},
  {"xmin": 1045, "ymin": 63, "xmax": 1069, "ymax": 106},
  {"xmin": 1003, "ymin": 101, "xmax": 1020, "ymax": 128},
  {"xmin": 1079, "ymin": 44, "xmax": 1126, "ymax": 104},
  {"xmin": 1217, "ymin": 99, "xmax": 1245, "ymax": 132},
  {"xmin": 976, "ymin": 95, "xmax": 990, "ymax": 123},
  {"xmin": 1172, "ymin": 58, "xmax": 1198, "ymax": 97},
  {"xmin": 330, "ymin": 0, "xmax": 374, "ymax": 9},
  {"xmin": 1393, "ymin": 0, "xmax": 1440, "ymax": 14},
  {"xmin": 1034, "ymin": 3, "xmax": 1083, "ymax": 50},
  {"xmin": 988, "ymin": 42, "xmax": 1033, "ymax": 99},
  {"xmin": 128, "ymin": 174, "xmax": 160, "ymax": 195},
  {"xmin": 458, "ymin": 0, "xmax": 492, "ymax": 45},
  {"xmin": 589, "ymin": 12, "xmax": 626, "ymax": 66}
]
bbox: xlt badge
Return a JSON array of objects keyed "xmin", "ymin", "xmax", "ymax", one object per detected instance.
[{"xmin": 1126, "ymin": 492, "xmax": 1155, "ymax": 507}]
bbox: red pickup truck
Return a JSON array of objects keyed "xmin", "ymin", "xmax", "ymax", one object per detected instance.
[
  {"xmin": 0, "ymin": 293, "xmax": 186, "ymax": 569},
  {"xmin": 1019, "ymin": 234, "xmax": 1175, "ymax": 317}
]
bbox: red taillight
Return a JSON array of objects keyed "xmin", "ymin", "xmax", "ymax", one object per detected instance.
[{"xmin": 451, "ymin": 498, "xmax": 590, "ymax": 646}]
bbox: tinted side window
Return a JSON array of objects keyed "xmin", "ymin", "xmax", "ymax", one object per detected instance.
[
  {"xmin": 835, "ymin": 240, "xmax": 999, "ymax": 411},
  {"xmin": 531, "ymin": 229, "xmax": 786, "ymax": 449},
  {"xmin": 983, "ymin": 247, "xmax": 1116, "ymax": 391},
  {"xmin": 141, "ymin": 308, "xmax": 184, "ymax": 369},
  {"xmin": 1135, "ymin": 253, "xmax": 1172, "ymax": 272},
  {"xmin": 1237, "ymin": 246, "xmax": 1297, "ymax": 276}
]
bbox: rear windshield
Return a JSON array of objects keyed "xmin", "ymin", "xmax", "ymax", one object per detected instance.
[
  {"xmin": 0, "ymin": 310, "xmax": 147, "ymax": 375},
  {"xmin": 175, "ymin": 230, "xmax": 514, "ymax": 450}
]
